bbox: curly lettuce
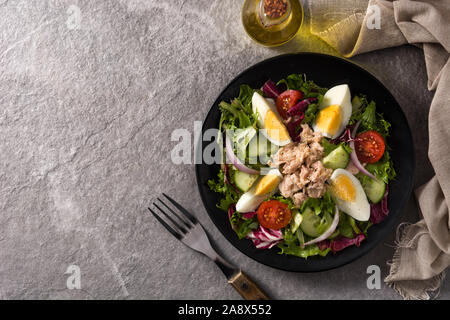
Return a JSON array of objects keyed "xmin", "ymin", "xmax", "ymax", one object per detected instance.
[
  {"xmin": 278, "ymin": 228, "xmax": 330, "ymax": 258},
  {"xmin": 300, "ymin": 191, "xmax": 335, "ymax": 216},
  {"xmin": 230, "ymin": 211, "xmax": 258, "ymax": 239},
  {"xmin": 207, "ymin": 169, "xmax": 239, "ymax": 211},
  {"xmin": 350, "ymin": 95, "xmax": 391, "ymax": 137},
  {"xmin": 218, "ymin": 84, "xmax": 259, "ymax": 130}
]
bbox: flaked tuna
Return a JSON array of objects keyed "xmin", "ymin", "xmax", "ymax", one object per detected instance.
[{"xmin": 271, "ymin": 125, "xmax": 332, "ymax": 208}]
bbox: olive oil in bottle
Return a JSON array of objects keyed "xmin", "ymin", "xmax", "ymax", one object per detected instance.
[{"xmin": 242, "ymin": 0, "xmax": 303, "ymax": 47}]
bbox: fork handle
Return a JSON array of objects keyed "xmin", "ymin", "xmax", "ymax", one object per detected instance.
[{"xmin": 228, "ymin": 270, "xmax": 270, "ymax": 300}]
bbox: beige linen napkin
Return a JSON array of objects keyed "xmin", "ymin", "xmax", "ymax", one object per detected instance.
[{"xmin": 309, "ymin": 0, "xmax": 450, "ymax": 299}]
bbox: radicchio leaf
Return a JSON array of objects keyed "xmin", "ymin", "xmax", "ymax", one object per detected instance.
[
  {"xmin": 317, "ymin": 233, "xmax": 366, "ymax": 253},
  {"xmin": 370, "ymin": 185, "xmax": 389, "ymax": 224},
  {"xmin": 285, "ymin": 98, "xmax": 317, "ymax": 141},
  {"xmin": 330, "ymin": 125, "xmax": 354, "ymax": 144},
  {"xmin": 261, "ymin": 80, "xmax": 282, "ymax": 99},
  {"xmin": 246, "ymin": 225, "xmax": 283, "ymax": 249},
  {"xmin": 286, "ymin": 113, "xmax": 305, "ymax": 142},
  {"xmin": 287, "ymin": 98, "xmax": 317, "ymax": 117},
  {"xmin": 242, "ymin": 211, "xmax": 257, "ymax": 219}
]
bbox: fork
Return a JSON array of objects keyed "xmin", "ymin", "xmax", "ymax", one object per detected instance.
[{"xmin": 149, "ymin": 193, "xmax": 269, "ymax": 300}]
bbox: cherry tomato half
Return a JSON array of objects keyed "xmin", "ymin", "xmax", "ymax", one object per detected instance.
[
  {"xmin": 257, "ymin": 200, "xmax": 292, "ymax": 230},
  {"xmin": 276, "ymin": 90, "xmax": 304, "ymax": 119},
  {"xmin": 354, "ymin": 130, "xmax": 385, "ymax": 163}
]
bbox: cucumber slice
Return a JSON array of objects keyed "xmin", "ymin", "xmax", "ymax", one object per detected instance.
[
  {"xmin": 248, "ymin": 136, "xmax": 260, "ymax": 160},
  {"xmin": 248, "ymin": 134, "xmax": 278, "ymax": 164},
  {"xmin": 322, "ymin": 145, "xmax": 350, "ymax": 169},
  {"xmin": 233, "ymin": 170, "xmax": 259, "ymax": 192},
  {"xmin": 290, "ymin": 211, "xmax": 303, "ymax": 233},
  {"xmin": 363, "ymin": 178, "xmax": 386, "ymax": 204},
  {"xmin": 300, "ymin": 208, "xmax": 333, "ymax": 237}
]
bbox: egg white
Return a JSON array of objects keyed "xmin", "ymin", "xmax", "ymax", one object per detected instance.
[
  {"xmin": 328, "ymin": 168, "xmax": 370, "ymax": 221},
  {"xmin": 235, "ymin": 168, "xmax": 282, "ymax": 213},
  {"xmin": 312, "ymin": 84, "xmax": 353, "ymax": 139},
  {"xmin": 252, "ymin": 92, "xmax": 292, "ymax": 146}
]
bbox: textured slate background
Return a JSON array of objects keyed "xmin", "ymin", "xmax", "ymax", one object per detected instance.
[{"xmin": 0, "ymin": 0, "xmax": 448, "ymax": 299}]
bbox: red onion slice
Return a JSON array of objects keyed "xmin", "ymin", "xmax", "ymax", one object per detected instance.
[
  {"xmin": 349, "ymin": 120, "xmax": 377, "ymax": 180},
  {"xmin": 302, "ymin": 205, "xmax": 340, "ymax": 247},
  {"xmin": 225, "ymin": 133, "xmax": 259, "ymax": 175},
  {"xmin": 351, "ymin": 120, "xmax": 360, "ymax": 139}
]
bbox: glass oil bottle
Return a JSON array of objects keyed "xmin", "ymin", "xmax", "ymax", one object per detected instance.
[{"xmin": 242, "ymin": 0, "xmax": 303, "ymax": 47}]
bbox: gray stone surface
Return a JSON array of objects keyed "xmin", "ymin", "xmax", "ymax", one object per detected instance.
[{"xmin": 0, "ymin": 0, "xmax": 448, "ymax": 300}]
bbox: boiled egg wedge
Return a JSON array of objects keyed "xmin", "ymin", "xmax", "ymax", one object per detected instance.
[
  {"xmin": 312, "ymin": 84, "xmax": 352, "ymax": 139},
  {"xmin": 252, "ymin": 92, "xmax": 292, "ymax": 146},
  {"xmin": 328, "ymin": 168, "xmax": 370, "ymax": 221},
  {"xmin": 236, "ymin": 168, "xmax": 282, "ymax": 213}
]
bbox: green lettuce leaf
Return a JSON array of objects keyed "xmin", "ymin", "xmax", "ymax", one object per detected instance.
[
  {"xmin": 350, "ymin": 96, "xmax": 391, "ymax": 137},
  {"xmin": 357, "ymin": 221, "xmax": 373, "ymax": 236},
  {"xmin": 276, "ymin": 74, "xmax": 305, "ymax": 91},
  {"xmin": 207, "ymin": 169, "xmax": 239, "ymax": 211},
  {"xmin": 218, "ymin": 84, "xmax": 258, "ymax": 129},
  {"xmin": 360, "ymin": 101, "xmax": 377, "ymax": 129},
  {"xmin": 302, "ymin": 102, "xmax": 319, "ymax": 126},
  {"xmin": 301, "ymin": 80, "xmax": 328, "ymax": 97},
  {"xmin": 365, "ymin": 151, "xmax": 396, "ymax": 184},
  {"xmin": 322, "ymin": 138, "xmax": 352, "ymax": 157},
  {"xmin": 266, "ymin": 194, "xmax": 296, "ymax": 210},
  {"xmin": 230, "ymin": 211, "xmax": 258, "ymax": 239},
  {"xmin": 237, "ymin": 84, "xmax": 254, "ymax": 114},
  {"xmin": 277, "ymin": 228, "xmax": 330, "ymax": 258},
  {"xmin": 337, "ymin": 212, "xmax": 354, "ymax": 238},
  {"xmin": 300, "ymin": 191, "xmax": 335, "ymax": 216}
]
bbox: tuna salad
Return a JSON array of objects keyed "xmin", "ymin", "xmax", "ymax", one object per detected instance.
[{"xmin": 208, "ymin": 74, "xmax": 396, "ymax": 259}]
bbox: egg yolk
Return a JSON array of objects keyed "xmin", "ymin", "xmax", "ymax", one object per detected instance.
[
  {"xmin": 264, "ymin": 110, "xmax": 290, "ymax": 142},
  {"xmin": 316, "ymin": 105, "xmax": 342, "ymax": 136},
  {"xmin": 330, "ymin": 174, "xmax": 356, "ymax": 202},
  {"xmin": 254, "ymin": 174, "xmax": 281, "ymax": 196}
]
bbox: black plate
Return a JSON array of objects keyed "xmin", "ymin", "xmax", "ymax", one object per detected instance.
[{"xmin": 195, "ymin": 53, "xmax": 414, "ymax": 272}]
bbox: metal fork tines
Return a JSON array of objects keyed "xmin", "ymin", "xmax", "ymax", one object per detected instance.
[
  {"xmin": 149, "ymin": 193, "xmax": 237, "ymax": 278},
  {"xmin": 150, "ymin": 193, "xmax": 196, "ymax": 238}
]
